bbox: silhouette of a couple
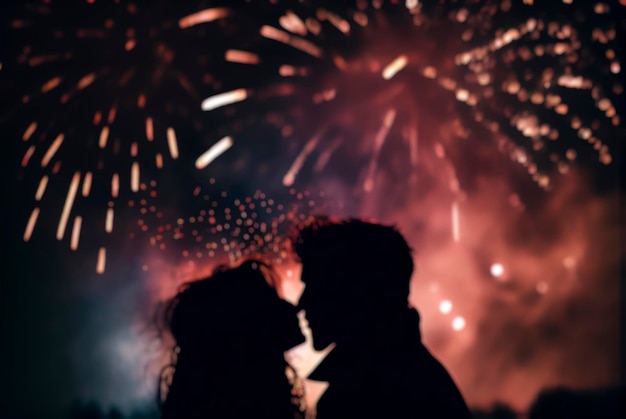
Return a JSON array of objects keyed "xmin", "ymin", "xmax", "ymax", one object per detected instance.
[{"xmin": 161, "ymin": 217, "xmax": 471, "ymax": 418}]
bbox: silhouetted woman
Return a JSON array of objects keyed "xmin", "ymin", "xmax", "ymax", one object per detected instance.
[{"xmin": 160, "ymin": 259, "xmax": 305, "ymax": 418}]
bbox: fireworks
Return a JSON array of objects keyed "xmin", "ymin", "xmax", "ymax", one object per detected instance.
[
  {"xmin": 137, "ymin": 183, "xmax": 325, "ymax": 267},
  {"xmin": 202, "ymin": 0, "xmax": 621, "ymax": 186},
  {"xmin": 6, "ymin": 1, "xmax": 236, "ymax": 269},
  {"xmin": 7, "ymin": 1, "xmax": 624, "ymax": 275}
]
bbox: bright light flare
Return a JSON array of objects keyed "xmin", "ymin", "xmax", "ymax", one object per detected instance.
[
  {"xmin": 439, "ymin": 300, "xmax": 453, "ymax": 314},
  {"xmin": 382, "ymin": 55, "xmax": 408, "ymax": 80},
  {"xmin": 96, "ymin": 247, "xmax": 106, "ymax": 274},
  {"xmin": 56, "ymin": 172, "xmax": 81, "ymax": 240},
  {"xmin": 131, "ymin": 163, "xmax": 140, "ymax": 192},
  {"xmin": 146, "ymin": 117, "xmax": 154, "ymax": 141},
  {"xmin": 179, "ymin": 8, "xmax": 230, "ymax": 29},
  {"xmin": 490, "ymin": 263, "xmax": 505, "ymax": 278},
  {"xmin": 23, "ymin": 208, "xmax": 40, "ymax": 242},
  {"xmin": 35, "ymin": 175, "xmax": 49, "ymax": 201},
  {"xmin": 70, "ymin": 216, "xmax": 82, "ymax": 250},
  {"xmin": 225, "ymin": 50, "xmax": 260, "ymax": 64},
  {"xmin": 279, "ymin": 11, "xmax": 307, "ymax": 36},
  {"xmin": 166, "ymin": 127, "xmax": 179, "ymax": 159},
  {"xmin": 105, "ymin": 208, "xmax": 114, "ymax": 233},
  {"xmin": 41, "ymin": 133, "xmax": 64, "ymax": 167},
  {"xmin": 195, "ymin": 137, "xmax": 234, "ymax": 169},
  {"xmin": 82, "ymin": 172, "xmax": 93, "ymax": 197},
  {"xmin": 452, "ymin": 316, "xmax": 466, "ymax": 331},
  {"xmin": 22, "ymin": 122, "xmax": 37, "ymax": 141},
  {"xmin": 260, "ymin": 25, "xmax": 323, "ymax": 58},
  {"xmin": 99, "ymin": 126, "xmax": 110, "ymax": 148},
  {"xmin": 112, "ymin": 173, "xmax": 119, "ymax": 198},
  {"xmin": 201, "ymin": 89, "xmax": 248, "ymax": 111}
]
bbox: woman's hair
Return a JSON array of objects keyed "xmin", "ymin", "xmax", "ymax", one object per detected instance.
[{"xmin": 158, "ymin": 258, "xmax": 281, "ymax": 407}]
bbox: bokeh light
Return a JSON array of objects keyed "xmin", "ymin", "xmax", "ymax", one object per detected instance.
[
  {"xmin": 439, "ymin": 299, "xmax": 453, "ymax": 314},
  {"xmin": 490, "ymin": 263, "xmax": 505, "ymax": 278},
  {"xmin": 452, "ymin": 316, "xmax": 467, "ymax": 331}
]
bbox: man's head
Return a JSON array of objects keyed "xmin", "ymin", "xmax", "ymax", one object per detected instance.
[{"xmin": 293, "ymin": 217, "xmax": 414, "ymax": 349}]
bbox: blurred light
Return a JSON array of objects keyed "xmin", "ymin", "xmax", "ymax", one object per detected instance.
[
  {"xmin": 439, "ymin": 300, "xmax": 453, "ymax": 314},
  {"xmin": 70, "ymin": 216, "xmax": 82, "ymax": 250},
  {"xmin": 406, "ymin": 0, "xmax": 420, "ymax": 9},
  {"xmin": 22, "ymin": 122, "xmax": 37, "ymax": 141},
  {"xmin": 23, "ymin": 208, "xmax": 40, "ymax": 242},
  {"xmin": 166, "ymin": 128, "xmax": 179, "ymax": 159},
  {"xmin": 179, "ymin": 8, "xmax": 230, "ymax": 29},
  {"xmin": 195, "ymin": 137, "xmax": 234, "ymax": 169},
  {"xmin": 452, "ymin": 316, "xmax": 466, "ymax": 331},
  {"xmin": 99, "ymin": 126, "xmax": 109, "ymax": 148},
  {"xmin": 490, "ymin": 263, "xmax": 504, "ymax": 278},
  {"xmin": 536, "ymin": 282, "xmax": 549, "ymax": 294},
  {"xmin": 35, "ymin": 176, "xmax": 49, "ymax": 201},
  {"xmin": 225, "ymin": 50, "xmax": 260, "ymax": 64},
  {"xmin": 452, "ymin": 202, "xmax": 460, "ymax": 242},
  {"xmin": 96, "ymin": 247, "xmax": 106, "ymax": 274},
  {"xmin": 57, "ymin": 172, "xmax": 81, "ymax": 240},
  {"xmin": 201, "ymin": 89, "xmax": 248, "ymax": 111},
  {"xmin": 563, "ymin": 256, "xmax": 577, "ymax": 269},
  {"xmin": 382, "ymin": 55, "xmax": 408, "ymax": 80},
  {"xmin": 41, "ymin": 134, "xmax": 64, "ymax": 168}
]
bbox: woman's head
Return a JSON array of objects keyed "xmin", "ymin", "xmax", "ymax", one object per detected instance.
[
  {"xmin": 166, "ymin": 259, "xmax": 280, "ymax": 348},
  {"xmin": 159, "ymin": 258, "xmax": 304, "ymax": 417}
]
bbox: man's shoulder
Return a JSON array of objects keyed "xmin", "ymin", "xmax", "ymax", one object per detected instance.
[{"xmin": 374, "ymin": 341, "xmax": 463, "ymax": 394}]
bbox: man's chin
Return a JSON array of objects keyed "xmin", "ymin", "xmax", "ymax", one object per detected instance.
[{"xmin": 302, "ymin": 312, "xmax": 336, "ymax": 351}]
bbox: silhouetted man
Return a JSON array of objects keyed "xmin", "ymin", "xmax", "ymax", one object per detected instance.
[{"xmin": 294, "ymin": 217, "xmax": 471, "ymax": 418}]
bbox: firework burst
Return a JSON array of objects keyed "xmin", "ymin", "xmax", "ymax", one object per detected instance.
[
  {"xmin": 7, "ymin": 0, "xmax": 624, "ymax": 273},
  {"xmin": 192, "ymin": 0, "xmax": 622, "ymax": 195},
  {"xmin": 5, "ymin": 1, "xmax": 250, "ymax": 271}
]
